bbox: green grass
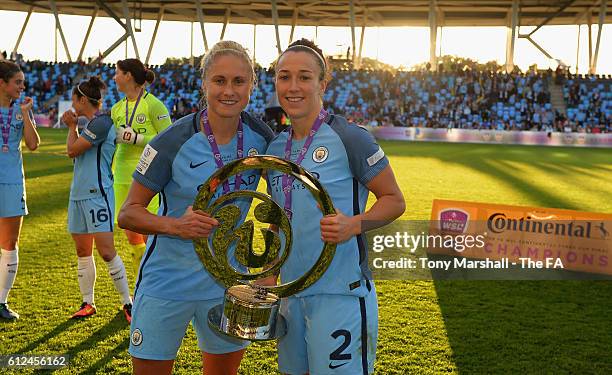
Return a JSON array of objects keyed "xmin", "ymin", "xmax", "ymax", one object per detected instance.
[{"xmin": 1, "ymin": 128, "xmax": 611, "ymax": 374}]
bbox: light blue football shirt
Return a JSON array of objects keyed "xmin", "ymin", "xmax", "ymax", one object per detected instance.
[
  {"xmin": 70, "ymin": 114, "xmax": 116, "ymax": 201},
  {"xmin": 266, "ymin": 114, "xmax": 389, "ymax": 298},
  {"xmin": 0, "ymin": 103, "xmax": 28, "ymax": 184},
  {"xmin": 132, "ymin": 111, "xmax": 274, "ymax": 301}
]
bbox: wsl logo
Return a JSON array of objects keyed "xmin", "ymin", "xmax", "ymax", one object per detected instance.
[
  {"xmin": 439, "ymin": 209, "xmax": 469, "ymax": 234},
  {"xmin": 487, "ymin": 213, "xmax": 609, "ymax": 239}
]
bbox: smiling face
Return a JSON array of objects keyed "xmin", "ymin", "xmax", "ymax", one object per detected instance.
[
  {"xmin": 0, "ymin": 71, "xmax": 26, "ymax": 101},
  {"xmin": 275, "ymin": 51, "xmax": 327, "ymax": 123},
  {"xmin": 202, "ymin": 53, "xmax": 253, "ymax": 120}
]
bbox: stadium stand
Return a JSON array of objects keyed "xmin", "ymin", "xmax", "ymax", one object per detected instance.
[
  {"xmin": 11, "ymin": 60, "xmax": 611, "ymax": 133},
  {"xmin": 563, "ymin": 75, "xmax": 612, "ymax": 133}
]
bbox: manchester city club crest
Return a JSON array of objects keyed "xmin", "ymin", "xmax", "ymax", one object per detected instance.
[
  {"xmin": 15, "ymin": 113, "xmax": 23, "ymax": 121},
  {"xmin": 312, "ymin": 146, "xmax": 328, "ymax": 163},
  {"xmin": 136, "ymin": 114, "xmax": 146, "ymax": 124},
  {"xmin": 131, "ymin": 328, "xmax": 143, "ymax": 346},
  {"xmin": 248, "ymin": 147, "xmax": 258, "ymax": 156}
]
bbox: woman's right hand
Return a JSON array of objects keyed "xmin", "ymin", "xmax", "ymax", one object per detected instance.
[
  {"xmin": 61, "ymin": 110, "xmax": 78, "ymax": 129},
  {"xmin": 172, "ymin": 206, "xmax": 219, "ymax": 240}
]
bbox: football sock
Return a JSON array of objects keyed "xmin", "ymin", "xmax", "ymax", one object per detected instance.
[
  {"xmin": 0, "ymin": 248, "xmax": 19, "ymax": 304},
  {"xmin": 105, "ymin": 255, "xmax": 132, "ymax": 305},
  {"xmin": 77, "ymin": 256, "xmax": 96, "ymax": 305}
]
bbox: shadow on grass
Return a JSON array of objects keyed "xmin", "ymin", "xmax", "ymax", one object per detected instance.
[
  {"xmin": 16, "ymin": 319, "xmax": 78, "ymax": 353},
  {"xmin": 23, "ymin": 312, "xmax": 129, "ymax": 374},
  {"xmin": 65, "ymin": 311, "xmax": 128, "ymax": 361},
  {"xmin": 80, "ymin": 335, "xmax": 130, "ymax": 374},
  {"xmin": 433, "ymin": 281, "xmax": 612, "ymax": 373},
  {"xmin": 386, "ymin": 141, "xmax": 612, "ymax": 211},
  {"xmin": 26, "ymin": 164, "xmax": 73, "ymax": 180},
  {"xmin": 479, "ymin": 159, "xmax": 580, "ymax": 210}
]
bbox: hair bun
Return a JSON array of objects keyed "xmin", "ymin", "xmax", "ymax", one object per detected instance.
[
  {"xmin": 88, "ymin": 75, "xmax": 107, "ymax": 90},
  {"xmin": 144, "ymin": 69, "xmax": 156, "ymax": 85}
]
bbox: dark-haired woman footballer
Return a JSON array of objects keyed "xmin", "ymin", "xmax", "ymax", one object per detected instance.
[
  {"xmin": 111, "ymin": 59, "xmax": 171, "ymax": 275},
  {"xmin": 266, "ymin": 39, "xmax": 405, "ymax": 374},
  {"xmin": 62, "ymin": 76, "xmax": 132, "ymax": 322},
  {"xmin": 0, "ymin": 60, "xmax": 40, "ymax": 320}
]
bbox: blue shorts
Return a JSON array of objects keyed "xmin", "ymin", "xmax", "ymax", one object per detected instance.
[
  {"xmin": 0, "ymin": 183, "xmax": 27, "ymax": 217},
  {"xmin": 67, "ymin": 195, "xmax": 114, "ymax": 234},
  {"xmin": 278, "ymin": 284, "xmax": 378, "ymax": 375},
  {"xmin": 129, "ymin": 293, "xmax": 249, "ymax": 360}
]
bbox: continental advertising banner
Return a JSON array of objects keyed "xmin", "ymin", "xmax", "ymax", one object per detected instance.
[
  {"xmin": 429, "ymin": 200, "xmax": 612, "ymax": 276},
  {"xmin": 364, "ymin": 201, "xmax": 611, "ymax": 280}
]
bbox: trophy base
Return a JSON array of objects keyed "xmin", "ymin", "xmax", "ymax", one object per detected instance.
[
  {"xmin": 208, "ymin": 304, "xmax": 287, "ymax": 341},
  {"xmin": 207, "ymin": 285, "xmax": 287, "ymax": 341}
]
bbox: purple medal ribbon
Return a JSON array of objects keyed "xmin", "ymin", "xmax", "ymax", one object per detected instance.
[
  {"xmin": 200, "ymin": 109, "xmax": 244, "ymax": 195},
  {"xmin": 125, "ymin": 89, "xmax": 144, "ymax": 128},
  {"xmin": 1, "ymin": 105, "xmax": 14, "ymax": 153},
  {"xmin": 282, "ymin": 108, "xmax": 328, "ymax": 220}
]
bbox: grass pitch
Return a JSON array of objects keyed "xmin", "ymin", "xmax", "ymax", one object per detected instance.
[{"xmin": 1, "ymin": 128, "xmax": 611, "ymax": 374}]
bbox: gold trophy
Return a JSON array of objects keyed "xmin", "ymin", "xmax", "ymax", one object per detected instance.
[{"xmin": 193, "ymin": 155, "xmax": 336, "ymax": 341}]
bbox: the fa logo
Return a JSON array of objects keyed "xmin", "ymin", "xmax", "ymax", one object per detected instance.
[
  {"xmin": 207, "ymin": 134, "xmax": 215, "ymax": 142},
  {"xmin": 136, "ymin": 114, "xmax": 146, "ymax": 124},
  {"xmin": 312, "ymin": 146, "xmax": 328, "ymax": 163},
  {"xmin": 248, "ymin": 147, "xmax": 258, "ymax": 156}
]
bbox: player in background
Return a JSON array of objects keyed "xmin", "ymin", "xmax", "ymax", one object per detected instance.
[
  {"xmin": 266, "ymin": 39, "xmax": 405, "ymax": 374},
  {"xmin": 62, "ymin": 76, "xmax": 133, "ymax": 322},
  {"xmin": 111, "ymin": 59, "xmax": 171, "ymax": 276},
  {"xmin": 0, "ymin": 60, "xmax": 40, "ymax": 320}
]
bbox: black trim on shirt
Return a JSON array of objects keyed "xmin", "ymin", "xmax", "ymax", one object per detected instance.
[
  {"xmin": 96, "ymin": 144, "xmax": 113, "ymax": 232},
  {"xmin": 134, "ymin": 189, "xmax": 168, "ymax": 297},
  {"xmin": 359, "ymin": 297, "xmax": 369, "ymax": 375}
]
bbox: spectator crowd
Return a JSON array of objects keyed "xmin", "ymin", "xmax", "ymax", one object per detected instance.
[{"xmin": 3, "ymin": 54, "xmax": 610, "ymax": 134}]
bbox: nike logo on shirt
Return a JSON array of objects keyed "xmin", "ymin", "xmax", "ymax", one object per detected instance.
[
  {"xmin": 190, "ymin": 160, "xmax": 208, "ymax": 168},
  {"xmin": 329, "ymin": 362, "xmax": 349, "ymax": 369}
]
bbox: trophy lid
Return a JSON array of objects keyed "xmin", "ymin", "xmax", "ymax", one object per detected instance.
[{"xmin": 227, "ymin": 285, "xmax": 279, "ymax": 307}]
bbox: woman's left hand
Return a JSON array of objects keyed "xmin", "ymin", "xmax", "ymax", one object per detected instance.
[{"xmin": 320, "ymin": 209, "xmax": 359, "ymax": 244}]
